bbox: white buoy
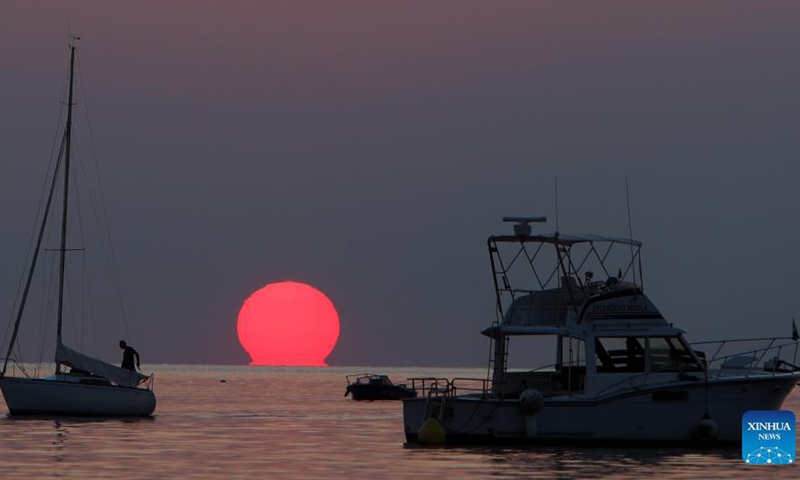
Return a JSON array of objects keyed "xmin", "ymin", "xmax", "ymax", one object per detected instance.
[
  {"xmin": 519, "ymin": 389, "xmax": 544, "ymax": 438},
  {"xmin": 693, "ymin": 414, "xmax": 719, "ymax": 442},
  {"xmin": 519, "ymin": 388, "xmax": 544, "ymax": 414}
]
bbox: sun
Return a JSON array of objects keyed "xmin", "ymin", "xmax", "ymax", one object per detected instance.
[{"xmin": 236, "ymin": 281, "xmax": 340, "ymax": 366}]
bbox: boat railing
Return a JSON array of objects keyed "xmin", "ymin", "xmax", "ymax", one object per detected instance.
[
  {"xmin": 596, "ymin": 336, "xmax": 800, "ymax": 397},
  {"xmin": 410, "ymin": 366, "xmax": 588, "ymax": 399},
  {"xmin": 407, "ymin": 377, "xmax": 454, "ymax": 398},
  {"xmin": 143, "ymin": 373, "xmax": 155, "ymax": 391},
  {"xmin": 450, "ymin": 377, "xmax": 493, "ymax": 397},
  {"xmin": 690, "ymin": 336, "xmax": 800, "ymax": 380},
  {"xmin": 0, "ymin": 359, "xmax": 37, "ymax": 379},
  {"xmin": 345, "ymin": 373, "xmax": 381, "ymax": 385},
  {"xmin": 407, "ymin": 377, "xmax": 497, "ymax": 398}
]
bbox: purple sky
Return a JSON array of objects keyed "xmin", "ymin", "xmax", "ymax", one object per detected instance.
[{"xmin": 2, "ymin": 2, "xmax": 799, "ymax": 366}]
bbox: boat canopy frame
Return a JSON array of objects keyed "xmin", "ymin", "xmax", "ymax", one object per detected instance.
[{"xmin": 487, "ymin": 232, "xmax": 644, "ymax": 323}]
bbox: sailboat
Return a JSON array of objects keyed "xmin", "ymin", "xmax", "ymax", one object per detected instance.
[{"xmin": 0, "ymin": 42, "xmax": 156, "ymax": 416}]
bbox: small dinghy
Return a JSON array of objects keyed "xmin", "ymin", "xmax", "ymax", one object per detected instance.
[{"xmin": 345, "ymin": 373, "xmax": 417, "ymax": 401}]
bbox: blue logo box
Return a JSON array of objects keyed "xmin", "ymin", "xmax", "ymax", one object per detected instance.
[{"xmin": 742, "ymin": 410, "xmax": 795, "ymax": 465}]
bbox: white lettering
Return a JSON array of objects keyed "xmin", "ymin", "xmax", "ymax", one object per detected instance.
[
  {"xmin": 591, "ymin": 304, "xmax": 649, "ymax": 313},
  {"xmin": 747, "ymin": 422, "xmax": 792, "ymax": 431}
]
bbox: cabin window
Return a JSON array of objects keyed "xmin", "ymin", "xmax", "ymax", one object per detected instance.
[
  {"xmin": 500, "ymin": 336, "xmax": 560, "ymax": 398},
  {"xmin": 506, "ymin": 335, "xmax": 557, "ymax": 371},
  {"xmin": 648, "ymin": 337, "xmax": 703, "ymax": 372},
  {"xmin": 595, "ymin": 337, "xmax": 646, "ymax": 373}
]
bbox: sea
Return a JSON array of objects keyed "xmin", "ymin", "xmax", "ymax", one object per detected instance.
[{"xmin": 0, "ymin": 365, "xmax": 798, "ymax": 479}]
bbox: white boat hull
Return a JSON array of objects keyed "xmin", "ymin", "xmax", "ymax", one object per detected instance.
[
  {"xmin": 403, "ymin": 374, "xmax": 800, "ymax": 444},
  {"xmin": 0, "ymin": 377, "xmax": 156, "ymax": 416}
]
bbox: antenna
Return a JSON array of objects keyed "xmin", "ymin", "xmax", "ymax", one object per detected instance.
[
  {"xmin": 554, "ymin": 176, "xmax": 559, "ymax": 232},
  {"xmin": 625, "ymin": 177, "xmax": 637, "ymax": 286}
]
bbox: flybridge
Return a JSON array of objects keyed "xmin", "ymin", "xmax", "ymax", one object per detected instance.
[{"xmin": 488, "ymin": 215, "xmax": 646, "ymax": 327}]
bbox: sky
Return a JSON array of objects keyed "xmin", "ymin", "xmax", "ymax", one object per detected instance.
[{"xmin": 1, "ymin": 2, "xmax": 799, "ymax": 367}]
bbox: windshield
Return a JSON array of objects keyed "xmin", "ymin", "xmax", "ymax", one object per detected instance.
[
  {"xmin": 649, "ymin": 336, "xmax": 703, "ymax": 372},
  {"xmin": 595, "ymin": 336, "xmax": 702, "ymax": 373}
]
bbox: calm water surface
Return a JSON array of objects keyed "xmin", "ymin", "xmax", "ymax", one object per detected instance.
[{"xmin": 1, "ymin": 365, "xmax": 798, "ymax": 479}]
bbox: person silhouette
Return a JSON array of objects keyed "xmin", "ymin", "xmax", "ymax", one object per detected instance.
[{"xmin": 119, "ymin": 340, "xmax": 141, "ymax": 372}]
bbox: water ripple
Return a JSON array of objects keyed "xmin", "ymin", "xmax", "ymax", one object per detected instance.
[{"xmin": 0, "ymin": 366, "xmax": 797, "ymax": 479}]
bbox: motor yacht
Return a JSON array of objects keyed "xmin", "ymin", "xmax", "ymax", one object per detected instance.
[{"xmin": 403, "ymin": 216, "xmax": 799, "ymax": 444}]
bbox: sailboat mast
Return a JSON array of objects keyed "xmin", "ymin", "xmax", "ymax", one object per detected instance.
[
  {"xmin": 1, "ymin": 44, "xmax": 77, "ymax": 377},
  {"xmin": 54, "ymin": 44, "xmax": 76, "ymax": 373}
]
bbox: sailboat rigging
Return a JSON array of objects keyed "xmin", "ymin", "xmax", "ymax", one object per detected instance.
[{"xmin": 0, "ymin": 41, "xmax": 156, "ymax": 416}]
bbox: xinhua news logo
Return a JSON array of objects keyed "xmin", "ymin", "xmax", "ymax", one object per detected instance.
[{"xmin": 742, "ymin": 410, "xmax": 795, "ymax": 465}]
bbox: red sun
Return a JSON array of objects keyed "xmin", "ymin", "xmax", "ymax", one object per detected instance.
[{"xmin": 237, "ymin": 281, "xmax": 340, "ymax": 366}]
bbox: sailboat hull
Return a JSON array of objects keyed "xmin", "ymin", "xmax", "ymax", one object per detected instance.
[{"xmin": 0, "ymin": 377, "xmax": 156, "ymax": 416}]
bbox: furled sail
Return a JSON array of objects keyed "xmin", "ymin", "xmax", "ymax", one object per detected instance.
[{"xmin": 55, "ymin": 342, "xmax": 148, "ymax": 388}]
